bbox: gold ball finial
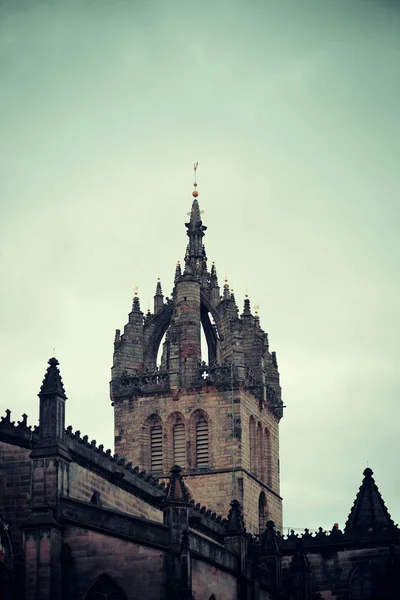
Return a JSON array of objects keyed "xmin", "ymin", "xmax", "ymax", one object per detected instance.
[{"xmin": 192, "ymin": 162, "xmax": 199, "ymax": 197}]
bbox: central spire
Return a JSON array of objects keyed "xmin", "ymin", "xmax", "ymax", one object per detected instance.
[{"xmin": 184, "ymin": 163, "xmax": 207, "ymax": 275}]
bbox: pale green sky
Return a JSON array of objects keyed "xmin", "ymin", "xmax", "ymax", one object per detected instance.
[{"xmin": 0, "ymin": 0, "xmax": 399, "ymax": 531}]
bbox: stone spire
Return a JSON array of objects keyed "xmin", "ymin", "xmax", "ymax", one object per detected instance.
[
  {"xmin": 344, "ymin": 468, "xmax": 396, "ymax": 533},
  {"xmin": 154, "ymin": 278, "xmax": 164, "ymax": 315},
  {"xmin": 210, "ymin": 262, "xmax": 220, "ymax": 308},
  {"xmin": 39, "ymin": 357, "xmax": 67, "ymax": 401},
  {"xmin": 184, "ymin": 164, "xmax": 207, "ymax": 275}
]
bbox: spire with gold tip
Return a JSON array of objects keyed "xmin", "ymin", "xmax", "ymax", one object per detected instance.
[{"xmin": 184, "ymin": 162, "xmax": 207, "ymax": 274}]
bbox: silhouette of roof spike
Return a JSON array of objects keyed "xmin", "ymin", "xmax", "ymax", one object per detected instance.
[
  {"xmin": 225, "ymin": 499, "xmax": 246, "ymax": 534},
  {"xmin": 155, "ymin": 278, "xmax": 163, "ymax": 296},
  {"xmin": 38, "ymin": 357, "xmax": 67, "ymax": 400},
  {"xmin": 261, "ymin": 520, "xmax": 280, "ymax": 555},
  {"xmin": 344, "ymin": 467, "xmax": 396, "ymax": 533},
  {"xmin": 290, "ymin": 539, "xmax": 310, "ymax": 571},
  {"xmin": 164, "ymin": 465, "xmax": 191, "ymax": 505}
]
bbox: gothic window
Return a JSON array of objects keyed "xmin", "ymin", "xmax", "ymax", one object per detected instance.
[
  {"xmin": 173, "ymin": 423, "xmax": 185, "ymax": 467},
  {"xmin": 258, "ymin": 491, "xmax": 268, "ymax": 534},
  {"xmin": 257, "ymin": 422, "xmax": 264, "ymax": 480},
  {"xmin": 196, "ymin": 416, "xmax": 209, "ymax": 467},
  {"xmin": 151, "ymin": 425, "xmax": 163, "ymax": 471},
  {"xmin": 349, "ymin": 566, "xmax": 373, "ymax": 600},
  {"xmin": 264, "ymin": 428, "xmax": 272, "ymax": 487},
  {"xmin": 249, "ymin": 416, "xmax": 257, "ymax": 473},
  {"xmin": 85, "ymin": 573, "xmax": 127, "ymax": 600}
]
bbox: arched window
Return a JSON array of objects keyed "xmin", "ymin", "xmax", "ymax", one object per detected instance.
[
  {"xmin": 264, "ymin": 428, "xmax": 272, "ymax": 487},
  {"xmin": 85, "ymin": 573, "xmax": 127, "ymax": 600},
  {"xmin": 349, "ymin": 566, "xmax": 373, "ymax": 600},
  {"xmin": 173, "ymin": 423, "xmax": 185, "ymax": 467},
  {"xmin": 151, "ymin": 425, "xmax": 163, "ymax": 471},
  {"xmin": 257, "ymin": 422, "xmax": 264, "ymax": 480},
  {"xmin": 258, "ymin": 491, "xmax": 268, "ymax": 533},
  {"xmin": 196, "ymin": 416, "xmax": 209, "ymax": 467},
  {"xmin": 249, "ymin": 416, "xmax": 257, "ymax": 473}
]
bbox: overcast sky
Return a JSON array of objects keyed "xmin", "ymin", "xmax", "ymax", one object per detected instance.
[{"xmin": 1, "ymin": 0, "xmax": 399, "ymax": 532}]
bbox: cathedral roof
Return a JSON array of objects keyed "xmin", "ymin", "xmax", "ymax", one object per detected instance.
[
  {"xmin": 344, "ymin": 468, "xmax": 395, "ymax": 533},
  {"xmin": 38, "ymin": 357, "xmax": 67, "ymax": 400}
]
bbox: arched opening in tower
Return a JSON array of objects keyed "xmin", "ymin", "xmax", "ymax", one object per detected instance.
[
  {"xmin": 200, "ymin": 305, "xmax": 218, "ymax": 366},
  {"xmin": 200, "ymin": 323, "xmax": 209, "ymax": 365},
  {"xmin": 156, "ymin": 331, "xmax": 168, "ymax": 370}
]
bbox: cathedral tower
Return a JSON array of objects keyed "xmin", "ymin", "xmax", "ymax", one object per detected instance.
[{"xmin": 110, "ymin": 169, "xmax": 284, "ymax": 532}]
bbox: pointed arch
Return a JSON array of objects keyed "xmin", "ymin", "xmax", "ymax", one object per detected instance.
[
  {"xmin": 258, "ymin": 491, "xmax": 268, "ymax": 534},
  {"xmin": 349, "ymin": 565, "xmax": 373, "ymax": 600},
  {"xmin": 141, "ymin": 413, "xmax": 164, "ymax": 473},
  {"xmin": 143, "ymin": 302, "xmax": 174, "ymax": 370},
  {"xmin": 257, "ymin": 421, "xmax": 264, "ymax": 480},
  {"xmin": 249, "ymin": 416, "xmax": 257, "ymax": 473},
  {"xmin": 189, "ymin": 409, "xmax": 211, "ymax": 469},
  {"xmin": 166, "ymin": 411, "xmax": 186, "ymax": 469},
  {"xmin": 85, "ymin": 573, "xmax": 127, "ymax": 600},
  {"xmin": 264, "ymin": 427, "xmax": 272, "ymax": 487}
]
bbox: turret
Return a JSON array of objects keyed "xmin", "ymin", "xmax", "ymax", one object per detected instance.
[{"xmin": 32, "ymin": 357, "xmax": 70, "ymax": 461}]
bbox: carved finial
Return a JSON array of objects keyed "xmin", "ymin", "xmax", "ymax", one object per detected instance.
[
  {"xmin": 225, "ymin": 499, "xmax": 246, "ymax": 534},
  {"xmin": 132, "ymin": 286, "xmax": 141, "ymax": 311},
  {"xmin": 164, "ymin": 465, "xmax": 191, "ymax": 505}
]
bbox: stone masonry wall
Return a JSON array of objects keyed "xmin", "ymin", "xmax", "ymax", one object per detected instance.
[
  {"xmin": 0, "ymin": 440, "xmax": 32, "ymax": 600},
  {"xmin": 63, "ymin": 526, "xmax": 166, "ymax": 600},
  {"xmin": 191, "ymin": 558, "xmax": 237, "ymax": 600},
  {"xmin": 68, "ymin": 462, "xmax": 163, "ymax": 522},
  {"xmin": 114, "ymin": 387, "xmax": 282, "ymax": 531}
]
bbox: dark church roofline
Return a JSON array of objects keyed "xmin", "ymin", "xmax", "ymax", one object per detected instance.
[
  {"xmin": 0, "ymin": 408, "xmax": 39, "ymax": 448},
  {"xmin": 0, "ymin": 408, "xmax": 227, "ymax": 539},
  {"xmin": 1, "ymin": 409, "xmax": 398, "ymax": 548}
]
